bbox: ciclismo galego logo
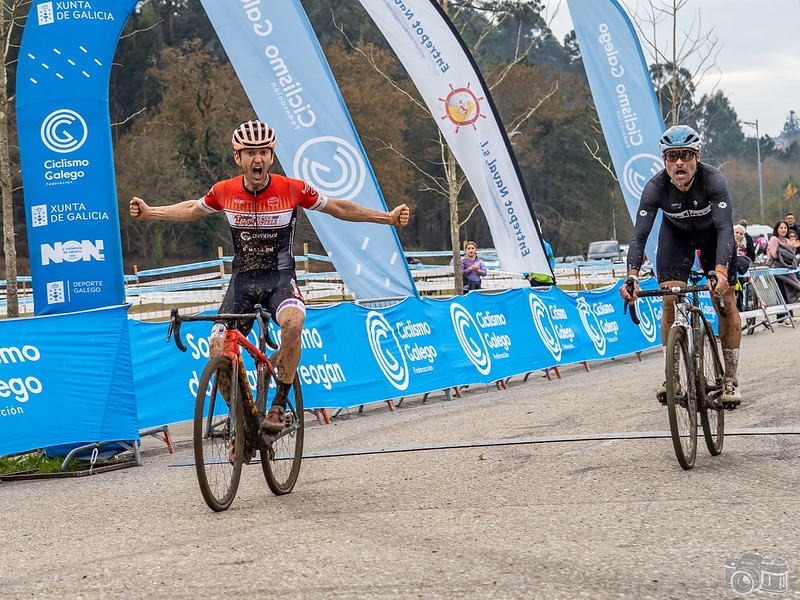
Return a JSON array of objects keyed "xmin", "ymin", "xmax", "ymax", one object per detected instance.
[
  {"xmin": 449, "ymin": 303, "xmax": 491, "ymax": 375},
  {"xmin": 623, "ymin": 153, "xmax": 663, "ymax": 198},
  {"xmin": 635, "ymin": 295, "xmax": 660, "ymax": 343},
  {"xmin": 529, "ymin": 293, "xmax": 562, "ymax": 361},
  {"xmin": 577, "ymin": 297, "xmax": 607, "ymax": 356},
  {"xmin": 41, "ymin": 109, "xmax": 88, "ymax": 153},
  {"xmin": 292, "ymin": 136, "xmax": 366, "ymax": 202},
  {"xmin": 366, "ymin": 311, "xmax": 409, "ymax": 391}
]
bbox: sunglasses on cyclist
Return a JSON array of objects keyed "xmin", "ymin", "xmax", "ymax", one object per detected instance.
[{"xmin": 663, "ymin": 149, "xmax": 697, "ymax": 163}]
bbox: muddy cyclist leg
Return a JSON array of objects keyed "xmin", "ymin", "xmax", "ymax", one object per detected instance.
[{"xmin": 272, "ymin": 305, "xmax": 305, "ymax": 407}]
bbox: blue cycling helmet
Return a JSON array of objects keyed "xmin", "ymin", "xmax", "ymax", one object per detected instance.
[{"xmin": 659, "ymin": 125, "xmax": 702, "ymax": 153}]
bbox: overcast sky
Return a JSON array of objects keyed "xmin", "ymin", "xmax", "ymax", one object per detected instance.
[{"xmin": 542, "ymin": 0, "xmax": 800, "ymax": 138}]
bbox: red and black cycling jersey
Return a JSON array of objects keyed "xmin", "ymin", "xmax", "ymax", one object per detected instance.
[{"xmin": 198, "ymin": 174, "xmax": 327, "ymax": 272}]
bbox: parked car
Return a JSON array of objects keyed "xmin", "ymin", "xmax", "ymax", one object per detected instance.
[
  {"xmin": 586, "ymin": 240, "xmax": 624, "ymax": 262},
  {"xmin": 745, "ymin": 224, "xmax": 773, "ymax": 240},
  {"xmin": 556, "ymin": 255, "xmax": 584, "ymax": 263}
]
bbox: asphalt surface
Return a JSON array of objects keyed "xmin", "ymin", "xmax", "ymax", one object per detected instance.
[{"xmin": 2, "ymin": 320, "xmax": 799, "ymax": 599}]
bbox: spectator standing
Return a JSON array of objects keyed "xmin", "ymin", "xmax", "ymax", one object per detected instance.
[
  {"xmin": 767, "ymin": 220, "xmax": 800, "ymax": 322},
  {"xmin": 734, "ymin": 225, "xmax": 753, "ymax": 276},
  {"xmin": 527, "ymin": 221, "xmax": 556, "ymax": 287},
  {"xmin": 733, "ymin": 224, "xmax": 753, "ymax": 312},
  {"xmin": 788, "ymin": 230, "xmax": 800, "ymax": 260},
  {"xmin": 786, "ymin": 213, "xmax": 800, "ymax": 238},
  {"xmin": 737, "ymin": 219, "xmax": 757, "ymax": 262},
  {"xmin": 461, "ymin": 241, "xmax": 487, "ymax": 292}
]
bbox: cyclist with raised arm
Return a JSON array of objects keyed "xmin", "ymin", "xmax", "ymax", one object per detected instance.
[
  {"xmin": 620, "ymin": 125, "xmax": 742, "ymax": 407},
  {"xmin": 131, "ymin": 120, "xmax": 410, "ymax": 432}
]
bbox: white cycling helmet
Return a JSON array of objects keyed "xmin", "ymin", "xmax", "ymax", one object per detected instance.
[
  {"xmin": 231, "ymin": 120, "xmax": 276, "ymax": 151},
  {"xmin": 658, "ymin": 125, "xmax": 702, "ymax": 153}
]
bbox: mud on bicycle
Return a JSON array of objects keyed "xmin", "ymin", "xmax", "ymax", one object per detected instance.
[
  {"xmin": 625, "ymin": 271, "xmax": 737, "ymax": 470},
  {"xmin": 168, "ymin": 305, "xmax": 303, "ymax": 511}
]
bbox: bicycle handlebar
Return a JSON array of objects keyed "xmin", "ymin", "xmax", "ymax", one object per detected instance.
[
  {"xmin": 167, "ymin": 304, "xmax": 278, "ymax": 352},
  {"xmin": 623, "ymin": 270, "xmax": 727, "ymax": 325}
]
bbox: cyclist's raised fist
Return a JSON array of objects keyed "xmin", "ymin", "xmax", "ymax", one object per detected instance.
[
  {"xmin": 390, "ymin": 204, "xmax": 410, "ymax": 227},
  {"xmin": 129, "ymin": 197, "xmax": 151, "ymax": 220}
]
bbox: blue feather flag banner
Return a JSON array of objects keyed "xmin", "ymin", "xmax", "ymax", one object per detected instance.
[
  {"xmin": 200, "ymin": 0, "xmax": 418, "ymax": 299},
  {"xmin": 567, "ymin": 0, "xmax": 665, "ymax": 266}
]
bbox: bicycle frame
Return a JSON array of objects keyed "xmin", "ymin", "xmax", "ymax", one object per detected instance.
[
  {"xmin": 168, "ymin": 306, "xmax": 301, "ymax": 443},
  {"xmin": 667, "ymin": 285, "xmax": 717, "ymax": 410},
  {"xmin": 633, "ymin": 273, "xmax": 724, "ymax": 396}
]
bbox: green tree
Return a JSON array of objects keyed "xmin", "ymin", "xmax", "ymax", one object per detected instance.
[
  {"xmin": 1, "ymin": 0, "xmax": 30, "ymax": 318},
  {"xmin": 693, "ymin": 90, "xmax": 743, "ymax": 162},
  {"xmin": 115, "ymin": 40, "xmax": 252, "ymax": 267}
]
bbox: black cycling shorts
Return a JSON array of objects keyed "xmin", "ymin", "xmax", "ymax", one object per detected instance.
[
  {"xmin": 657, "ymin": 221, "xmax": 737, "ymax": 285},
  {"xmin": 216, "ymin": 269, "xmax": 305, "ymax": 335}
]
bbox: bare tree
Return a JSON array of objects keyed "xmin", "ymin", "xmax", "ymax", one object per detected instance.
[
  {"xmin": 337, "ymin": 0, "xmax": 559, "ymax": 293},
  {"xmin": 623, "ymin": 0, "xmax": 721, "ymax": 127},
  {"xmin": 1, "ymin": 0, "xmax": 29, "ymax": 318}
]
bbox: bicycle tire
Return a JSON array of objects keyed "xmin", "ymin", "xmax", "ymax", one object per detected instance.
[
  {"xmin": 194, "ymin": 356, "xmax": 243, "ymax": 511},
  {"xmin": 698, "ymin": 322, "xmax": 725, "ymax": 455},
  {"xmin": 260, "ymin": 353, "xmax": 304, "ymax": 495},
  {"xmin": 666, "ymin": 327, "xmax": 697, "ymax": 469}
]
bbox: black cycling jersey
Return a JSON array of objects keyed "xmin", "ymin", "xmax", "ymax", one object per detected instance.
[{"xmin": 627, "ymin": 162, "xmax": 736, "ymax": 281}]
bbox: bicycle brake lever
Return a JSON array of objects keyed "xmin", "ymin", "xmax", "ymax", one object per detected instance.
[
  {"xmin": 623, "ymin": 279, "xmax": 641, "ymax": 325},
  {"xmin": 707, "ymin": 271, "xmax": 728, "ymax": 318},
  {"xmin": 167, "ymin": 307, "xmax": 178, "ymax": 343},
  {"xmin": 167, "ymin": 308, "xmax": 187, "ymax": 352}
]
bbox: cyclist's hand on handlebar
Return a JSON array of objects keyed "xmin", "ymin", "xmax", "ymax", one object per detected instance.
[
  {"xmin": 388, "ymin": 204, "xmax": 410, "ymax": 227},
  {"xmin": 709, "ymin": 267, "xmax": 730, "ymax": 295},
  {"xmin": 620, "ymin": 275, "xmax": 640, "ymax": 305},
  {"xmin": 130, "ymin": 197, "xmax": 151, "ymax": 220}
]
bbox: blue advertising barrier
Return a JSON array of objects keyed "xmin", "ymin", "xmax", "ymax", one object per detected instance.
[
  {"xmin": 0, "ymin": 282, "xmax": 718, "ymax": 455},
  {"xmin": 0, "ymin": 305, "xmax": 138, "ymax": 457},
  {"xmin": 131, "ymin": 281, "xmax": 717, "ymax": 430}
]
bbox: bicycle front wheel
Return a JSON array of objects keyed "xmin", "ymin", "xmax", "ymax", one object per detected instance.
[
  {"xmin": 194, "ymin": 356, "xmax": 243, "ymax": 511},
  {"xmin": 260, "ymin": 362, "xmax": 304, "ymax": 495},
  {"xmin": 666, "ymin": 327, "xmax": 697, "ymax": 469},
  {"xmin": 698, "ymin": 322, "xmax": 725, "ymax": 455}
]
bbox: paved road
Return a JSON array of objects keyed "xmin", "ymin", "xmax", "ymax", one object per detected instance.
[{"xmin": 2, "ymin": 323, "xmax": 799, "ymax": 599}]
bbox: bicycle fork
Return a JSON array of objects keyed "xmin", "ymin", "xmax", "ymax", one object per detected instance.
[{"xmin": 230, "ymin": 354, "xmax": 261, "ymax": 449}]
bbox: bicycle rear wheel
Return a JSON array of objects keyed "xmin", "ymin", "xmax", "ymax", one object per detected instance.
[
  {"xmin": 666, "ymin": 327, "xmax": 697, "ymax": 469},
  {"xmin": 260, "ymin": 356, "xmax": 304, "ymax": 495},
  {"xmin": 698, "ymin": 322, "xmax": 725, "ymax": 455},
  {"xmin": 194, "ymin": 356, "xmax": 243, "ymax": 511}
]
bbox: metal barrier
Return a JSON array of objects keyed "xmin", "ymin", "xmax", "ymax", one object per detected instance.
[{"xmin": 744, "ymin": 268, "xmax": 800, "ymax": 330}]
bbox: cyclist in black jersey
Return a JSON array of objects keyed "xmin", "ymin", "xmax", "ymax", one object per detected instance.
[
  {"xmin": 131, "ymin": 120, "xmax": 411, "ymax": 432},
  {"xmin": 620, "ymin": 125, "xmax": 742, "ymax": 406}
]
